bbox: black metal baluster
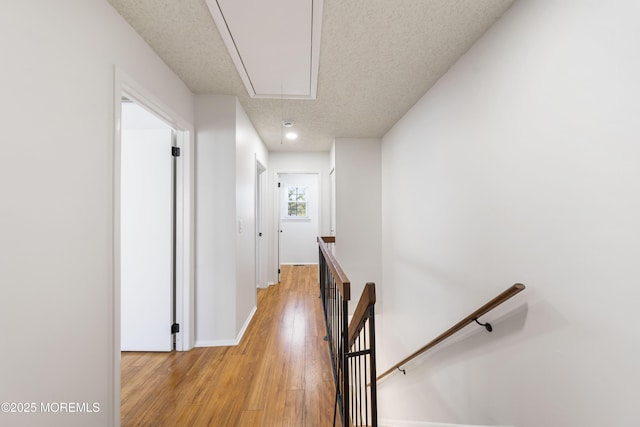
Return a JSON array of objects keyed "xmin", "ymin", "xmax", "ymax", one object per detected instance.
[
  {"xmin": 358, "ymin": 337, "xmax": 362, "ymax": 427},
  {"xmin": 369, "ymin": 305, "xmax": 378, "ymax": 427},
  {"xmin": 364, "ymin": 322, "xmax": 369, "ymax": 427}
]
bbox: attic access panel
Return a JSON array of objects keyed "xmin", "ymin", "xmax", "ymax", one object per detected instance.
[{"xmin": 207, "ymin": 0, "xmax": 323, "ymax": 99}]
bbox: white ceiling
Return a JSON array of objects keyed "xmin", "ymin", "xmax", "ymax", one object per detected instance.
[{"xmin": 107, "ymin": 0, "xmax": 515, "ymax": 152}]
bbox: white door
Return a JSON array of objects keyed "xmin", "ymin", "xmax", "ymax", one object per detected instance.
[
  {"xmin": 121, "ymin": 128, "xmax": 173, "ymax": 351},
  {"xmin": 278, "ymin": 173, "xmax": 319, "ymax": 265},
  {"xmin": 256, "ymin": 161, "xmax": 266, "ymax": 288},
  {"xmin": 329, "ymin": 168, "xmax": 336, "ymax": 236}
]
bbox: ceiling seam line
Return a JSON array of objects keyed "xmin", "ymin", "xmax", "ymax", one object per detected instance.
[
  {"xmin": 309, "ymin": 0, "xmax": 314, "ymax": 95},
  {"xmin": 215, "ymin": 0, "xmax": 257, "ymax": 96}
]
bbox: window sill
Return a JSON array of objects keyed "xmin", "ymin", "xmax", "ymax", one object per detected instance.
[{"xmin": 281, "ymin": 217, "xmax": 311, "ymax": 222}]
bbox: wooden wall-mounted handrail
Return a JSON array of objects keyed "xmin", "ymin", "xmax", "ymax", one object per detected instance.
[
  {"xmin": 317, "ymin": 236, "xmax": 350, "ymax": 300},
  {"xmin": 376, "ymin": 283, "xmax": 526, "ymax": 382},
  {"xmin": 348, "ymin": 283, "xmax": 376, "ymax": 348}
]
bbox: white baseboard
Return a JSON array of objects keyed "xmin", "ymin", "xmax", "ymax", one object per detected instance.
[
  {"xmin": 258, "ymin": 281, "xmax": 280, "ymax": 289},
  {"xmin": 279, "ymin": 262, "xmax": 318, "ymax": 265},
  {"xmin": 195, "ymin": 338, "xmax": 237, "ymax": 347},
  {"xmin": 194, "ymin": 305, "xmax": 257, "ymax": 348},
  {"xmin": 379, "ymin": 421, "xmax": 512, "ymax": 427},
  {"xmin": 236, "ymin": 305, "xmax": 257, "ymax": 342}
]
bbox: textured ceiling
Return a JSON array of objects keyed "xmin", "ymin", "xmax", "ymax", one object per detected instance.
[{"xmin": 107, "ymin": 0, "xmax": 515, "ymax": 152}]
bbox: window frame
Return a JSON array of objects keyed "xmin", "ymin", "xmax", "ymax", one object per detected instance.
[{"xmin": 283, "ymin": 185, "xmax": 310, "ymax": 220}]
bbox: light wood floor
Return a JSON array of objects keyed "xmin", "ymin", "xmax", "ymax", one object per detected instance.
[{"xmin": 121, "ymin": 265, "xmax": 336, "ymax": 426}]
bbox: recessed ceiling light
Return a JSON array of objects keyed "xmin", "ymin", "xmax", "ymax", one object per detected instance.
[
  {"xmin": 282, "ymin": 119, "xmax": 295, "ymax": 128},
  {"xmin": 285, "ymin": 132, "xmax": 298, "ymax": 140}
]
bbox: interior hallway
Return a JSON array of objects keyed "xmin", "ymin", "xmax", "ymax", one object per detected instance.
[{"xmin": 121, "ymin": 265, "xmax": 335, "ymax": 426}]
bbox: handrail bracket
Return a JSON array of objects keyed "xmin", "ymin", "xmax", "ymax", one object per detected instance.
[{"xmin": 473, "ymin": 317, "xmax": 493, "ymax": 332}]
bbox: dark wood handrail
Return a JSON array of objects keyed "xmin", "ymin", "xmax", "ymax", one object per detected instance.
[
  {"xmin": 377, "ymin": 283, "xmax": 526, "ymax": 381},
  {"xmin": 348, "ymin": 282, "xmax": 376, "ymax": 348},
  {"xmin": 321, "ymin": 235, "xmax": 336, "ymax": 244},
  {"xmin": 317, "ymin": 236, "xmax": 350, "ymax": 300}
]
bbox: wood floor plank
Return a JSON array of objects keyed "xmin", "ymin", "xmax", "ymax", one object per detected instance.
[
  {"xmin": 238, "ymin": 409, "xmax": 264, "ymax": 426},
  {"xmin": 121, "ymin": 264, "xmax": 335, "ymax": 426},
  {"xmin": 284, "ymin": 389, "xmax": 304, "ymax": 426}
]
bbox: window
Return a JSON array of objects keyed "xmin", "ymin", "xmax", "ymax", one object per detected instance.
[{"xmin": 287, "ymin": 186, "xmax": 307, "ymax": 217}]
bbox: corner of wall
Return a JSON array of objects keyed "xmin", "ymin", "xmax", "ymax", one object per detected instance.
[{"xmin": 194, "ymin": 94, "xmax": 239, "ymax": 344}]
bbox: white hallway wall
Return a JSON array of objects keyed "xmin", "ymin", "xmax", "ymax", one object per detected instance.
[
  {"xmin": 333, "ymin": 138, "xmax": 382, "ymax": 311},
  {"xmin": 195, "ymin": 95, "xmax": 268, "ymax": 346},
  {"xmin": 235, "ymin": 100, "xmax": 269, "ymax": 335},
  {"xmin": 195, "ymin": 95, "xmax": 237, "ymax": 345},
  {"xmin": 0, "ymin": 1, "xmax": 194, "ymax": 426},
  {"xmin": 378, "ymin": 0, "xmax": 640, "ymax": 425}
]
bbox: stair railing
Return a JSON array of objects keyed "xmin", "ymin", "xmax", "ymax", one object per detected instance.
[
  {"xmin": 318, "ymin": 236, "xmax": 378, "ymax": 427},
  {"xmin": 347, "ymin": 282, "xmax": 377, "ymax": 427}
]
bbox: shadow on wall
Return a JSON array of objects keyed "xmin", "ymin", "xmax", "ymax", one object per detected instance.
[
  {"xmin": 377, "ymin": 297, "xmax": 570, "ymax": 422},
  {"xmin": 382, "ymin": 302, "xmax": 530, "ymax": 378},
  {"xmin": 376, "ymin": 303, "xmax": 528, "ymax": 423},
  {"xmin": 383, "ymin": 296, "xmax": 570, "ymax": 376}
]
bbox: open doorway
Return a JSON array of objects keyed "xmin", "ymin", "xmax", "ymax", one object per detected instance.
[
  {"xmin": 113, "ymin": 69, "xmax": 194, "ymax": 423},
  {"xmin": 277, "ymin": 173, "xmax": 320, "ymax": 280}
]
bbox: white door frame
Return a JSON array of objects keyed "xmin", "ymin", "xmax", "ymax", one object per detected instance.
[
  {"xmin": 255, "ymin": 159, "xmax": 267, "ymax": 288},
  {"xmin": 112, "ymin": 67, "xmax": 194, "ymax": 423},
  {"xmin": 329, "ymin": 167, "xmax": 336, "ymax": 236}
]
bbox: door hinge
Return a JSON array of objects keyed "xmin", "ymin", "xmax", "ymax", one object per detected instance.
[
  {"xmin": 277, "ymin": 182, "xmax": 281, "ymax": 188},
  {"xmin": 171, "ymin": 323, "xmax": 180, "ymax": 334},
  {"xmin": 172, "ymin": 147, "xmax": 181, "ymax": 157},
  {"xmin": 259, "ymin": 232, "xmax": 263, "ymax": 236},
  {"xmin": 278, "ymin": 268, "xmax": 281, "ymax": 274}
]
